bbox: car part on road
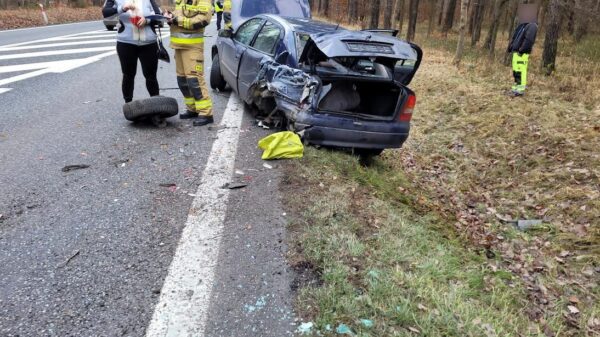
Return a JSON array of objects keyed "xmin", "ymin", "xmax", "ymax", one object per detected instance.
[
  {"xmin": 62, "ymin": 164, "xmax": 90, "ymax": 172},
  {"xmin": 122, "ymin": 96, "xmax": 178, "ymax": 128},
  {"xmin": 210, "ymin": 53, "xmax": 228, "ymax": 91}
]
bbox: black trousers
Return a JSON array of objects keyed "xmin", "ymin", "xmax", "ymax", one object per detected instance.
[
  {"xmin": 216, "ymin": 11, "xmax": 223, "ymax": 30},
  {"xmin": 116, "ymin": 41, "xmax": 159, "ymax": 103}
]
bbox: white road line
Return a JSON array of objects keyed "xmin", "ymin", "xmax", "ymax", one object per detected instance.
[
  {"xmin": 0, "ymin": 88, "xmax": 12, "ymax": 94},
  {"xmin": 0, "ymin": 46, "xmax": 115, "ymax": 61},
  {"xmin": 146, "ymin": 95, "xmax": 244, "ymax": 337},
  {"xmin": 0, "ymin": 39, "xmax": 116, "ymax": 52},
  {"xmin": 0, "ymin": 50, "xmax": 116, "ymax": 87},
  {"xmin": 0, "ymin": 30, "xmax": 107, "ymax": 48}
]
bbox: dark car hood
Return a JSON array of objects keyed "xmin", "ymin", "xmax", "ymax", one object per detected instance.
[{"xmin": 299, "ymin": 30, "xmax": 418, "ymax": 61}]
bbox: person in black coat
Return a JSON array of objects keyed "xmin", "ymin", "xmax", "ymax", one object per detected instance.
[{"xmin": 507, "ymin": 4, "xmax": 538, "ymax": 96}]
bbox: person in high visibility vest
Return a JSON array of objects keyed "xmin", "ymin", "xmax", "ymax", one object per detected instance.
[
  {"xmin": 223, "ymin": 0, "xmax": 232, "ymax": 30},
  {"xmin": 165, "ymin": 0, "xmax": 214, "ymax": 126},
  {"xmin": 214, "ymin": 0, "xmax": 224, "ymax": 30},
  {"xmin": 506, "ymin": 4, "xmax": 538, "ymax": 97}
]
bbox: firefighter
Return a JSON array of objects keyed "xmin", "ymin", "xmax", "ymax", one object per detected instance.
[
  {"xmin": 165, "ymin": 0, "xmax": 214, "ymax": 126},
  {"xmin": 214, "ymin": 0, "xmax": 224, "ymax": 30},
  {"xmin": 507, "ymin": 4, "xmax": 538, "ymax": 96},
  {"xmin": 223, "ymin": 0, "xmax": 232, "ymax": 30}
]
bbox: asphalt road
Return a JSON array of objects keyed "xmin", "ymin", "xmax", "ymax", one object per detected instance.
[{"xmin": 0, "ymin": 20, "xmax": 296, "ymax": 337}]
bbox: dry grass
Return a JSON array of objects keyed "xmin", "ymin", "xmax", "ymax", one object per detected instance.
[
  {"xmin": 287, "ymin": 18, "xmax": 599, "ymax": 336},
  {"xmin": 0, "ymin": 7, "xmax": 102, "ymax": 30}
]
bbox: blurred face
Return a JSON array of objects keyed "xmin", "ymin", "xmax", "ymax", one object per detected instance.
[{"xmin": 518, "ymin": 4, "xmax": 538, "ymax": 23}]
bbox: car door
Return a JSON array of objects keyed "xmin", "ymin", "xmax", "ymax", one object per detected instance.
[
  {"xmin": 220, "ymin": 18, "xmax": 264, "ymax": 93},
  {"xmin": 237, "ymin": 20, "xmax": 284, "ymax": 99}
]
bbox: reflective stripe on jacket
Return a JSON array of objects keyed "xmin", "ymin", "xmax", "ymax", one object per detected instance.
[{"xmin": 170, "ymin": 0, "xmax": 212, "ymax": 49}]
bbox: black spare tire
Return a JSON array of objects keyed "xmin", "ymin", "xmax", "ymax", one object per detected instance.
[{"xmin": 123, "ymin": 96, "xmax": 179, "ymax": 121}]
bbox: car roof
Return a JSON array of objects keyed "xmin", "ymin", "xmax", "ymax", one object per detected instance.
[{"xmin": 266, "ymin": 15, "xmax": 342, "ymax": 34}]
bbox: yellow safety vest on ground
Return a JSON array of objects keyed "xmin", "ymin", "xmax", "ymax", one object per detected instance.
[{"xmin": 170, "ymin": 0, "xmax": 213, "ymax": 49}]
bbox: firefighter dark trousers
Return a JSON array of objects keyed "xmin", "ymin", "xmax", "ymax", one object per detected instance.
[
  {"xmin": 175, "ymin": 48, "xmax": 212, "ymax": 117},
  {"xmin": 512, "ymin": 52, "xmax": 529, "ymax": 94}
]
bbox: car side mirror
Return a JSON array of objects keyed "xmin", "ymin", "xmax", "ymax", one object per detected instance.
[
  {"xmin": 218, "ymin": 29, "xmax": 233, "ymax": 38},
  {"xmin": 275, "ymin": 50, "xmax": 289, "ymax": 64}
]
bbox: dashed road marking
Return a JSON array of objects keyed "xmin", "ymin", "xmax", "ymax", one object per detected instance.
[{"xmin": 146, "ymin": 94, "xmax": 244, "ymax": 337}]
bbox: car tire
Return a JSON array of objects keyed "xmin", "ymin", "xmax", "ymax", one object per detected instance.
[
  {"xmin": 105, "ymin": 25, "xmax": 115, "ymax": 31},
  {"xmin": 210, "ymin": 53, "xmax": 227, "ymax": 91},
  {"xmin": 123, "ymin": 96, "xmax": 179, "ymax": 121}
]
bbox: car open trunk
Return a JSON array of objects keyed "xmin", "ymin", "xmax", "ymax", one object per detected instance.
[
  {"xmin": 317, "ymin": 78, "xmax": 404, "ymax": 120},
  {"xmin": 296, "ymin": 30, "xmax": 421, "ymax": 120}
]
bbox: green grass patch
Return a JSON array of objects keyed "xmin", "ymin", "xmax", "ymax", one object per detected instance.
[{"xmin": 284, "ymin": 148, "xmax": 562, "ymax": 336}]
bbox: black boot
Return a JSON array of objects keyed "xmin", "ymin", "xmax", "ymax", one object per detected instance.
[
  {"xmin": 193, "ymin": 115, "xmax": 214, "ymax": 126},
  {"xmin": 179, "ymin": 110, "xmax": 199, "ymax": 119}
]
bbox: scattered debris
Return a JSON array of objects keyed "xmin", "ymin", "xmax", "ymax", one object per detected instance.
[
  {"xmin": 516, "ymin": 219, "xmax": 543, "ymax": 230},
  {"xmin": 58, "ymin": 250, "xmax": 80, "ymax": 268},
  {"xmin": 567, "ymin": 305, "xmax": 580, "ymax": 315},
  {"xmin": 159, "ymin": 183, "xmax": 176, "ymax": 187},
  {"xmin": 61, "ymin": 164, "xmax": 90, "ymax": 172},
  {"xmin": 407, "ymin": 326, "xmax": 420, "ymax": 333},
  {"xmin": 296, "ymin": 322, "xmax": 314, "ymax": 335},
  {"xmin": 263, "ymin": 163, "xmax": 273, "ymax": 169},
  {"xmin": 221, "ymin": 182, "xmax": 247, "ymax": 190},
  {"xmin": 359, "ymin": 319, "xmax": 374, "ymax": 328},
  {"xmin": 235, "ymin": 170, "xmax": 245, "ymax": 175},
  {"xmin": 335, "ymin": 324, "xmax": 353, "ymax": 335}
]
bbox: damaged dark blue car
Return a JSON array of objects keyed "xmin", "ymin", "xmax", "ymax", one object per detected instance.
[{"xmin": 211, "ymin": 11, "xmax": 422, "ymax": 156}]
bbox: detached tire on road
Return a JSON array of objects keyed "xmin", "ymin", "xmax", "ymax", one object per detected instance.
[
  {"xmin": 123, "ymin": 96, "xmax": 179, "ymax": 121},
  {"xmin": 210, "ymin": 54, "xmax": 227, "ymax": 91}
]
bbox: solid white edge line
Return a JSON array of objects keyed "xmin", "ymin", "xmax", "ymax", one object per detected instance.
[
  {"xmin": 146, "ymin": 94, "xmax": 244, "ymax": 337},
  {"xmin": 0, "ymin": 88, "xmax": 12, "ymax": 94}
]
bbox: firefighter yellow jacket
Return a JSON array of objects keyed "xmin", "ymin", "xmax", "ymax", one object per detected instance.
[{"xmin": 170, "ymin": 0, "xmax": 213, "ymax": 49}]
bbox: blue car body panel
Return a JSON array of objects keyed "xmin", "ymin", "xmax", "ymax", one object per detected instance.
[{"xmin": 213, "ymin": 13, "xmax": 422, "ymax": 150}]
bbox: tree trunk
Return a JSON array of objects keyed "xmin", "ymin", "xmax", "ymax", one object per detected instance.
[
  {"xmin": 441, "ymin": 0, "xmax": 457, "ymax": 34},
  {"xmin": 394, "ymin": 0, "xmax": 406, "ymax": 34},
  {"xmin": 470, "ymin": 0, "xmax": 485, "ymax": 46},
  {"xmin": 484, "ymin": 0, "xmax": 508, "ymax": 56},
  {"xmin": 438, "ymin": 0, "xmax": 447, "ymax": 26},
  {"xmin": 348, "ymin": 0, "xmax": 359, "ymax": 24},
  {"xmin": 454, "ymin": 0, "xmax": 469, "ymax": 65},
  {"xmin": 406, "ymin": 0, "xmax": 420, "ymax": 41},
  {"xmin": 542, "ymin": 0, "xmax": 561, "ymax": 75},
  {"xmin": 383, "ymin": 0, "xmax": 394, "ymax": 29},
  {"xmin": 427, "ymin": 0, "xmax": 436, "ymax": 36},
  {"xmin": 321, "ymin": 0, "xmax": 329, "ymax": 17},
  {"xmin": 573, "ymin": 0, "xmax": 589, "ymax": 42},
  {"xmin": 368, "ymin": 0, "xmax": 381, "ymax": 28}
]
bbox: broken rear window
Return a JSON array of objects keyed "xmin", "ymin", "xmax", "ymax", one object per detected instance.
[{"xmin": 345, "ymin": 41, "xmax": 395, "ymax": 54}]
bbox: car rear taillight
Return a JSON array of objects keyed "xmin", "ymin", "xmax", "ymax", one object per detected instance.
[{"xmin": 398, "ymin": 94, "xmax": 416, "ymax": 122}]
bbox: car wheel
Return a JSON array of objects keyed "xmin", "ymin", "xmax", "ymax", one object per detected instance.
[
  {"xmin": 210, "ymin": 53, "xmax": 227, "ymax": 91},
  {"xmin": 123, "ymin": 96, "xmax": 179, "ymax": 122},
  {"xmin": 105, "ymin": 25, "xmax": 115, "ymax": 31}
]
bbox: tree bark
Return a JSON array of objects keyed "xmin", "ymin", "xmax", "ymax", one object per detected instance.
[
  {"xmin": 484, "ymin": 0, "xmax": 508, "ymax": 56},
  {"xmin": 348, "ymin": 0, "xmax": 359, "ymax": 24},
  {"xmin": 321, "ymin": 0, "xmax": 329, "ymax": 17},
  {"xmin": 454, "ymin": 0, "xmax": 469, "ymax": 65},
  {"xmin": 394, "ymin": 0, "xmax": 406, "ymax": 34},
  {"xmin": 406, "ymin": 0, "xmax": 420, "ymax": 41},
  {"xmin": 542, "ymin": 0, "xmax": 561, "ymax": 75},
  {"xmin": 383, "ymin": 0, "xmax": 394, "ymax": 29},
  {"xmin": 427, "ymin": 0, "xmax": 436, "ymax": 36},
  {"xmin": 470, "ymin": 0, "xmax": 485, "ymax": 46},
  {"xmin": 573, "ymin": 0, "xmax": 589, "ymax": 42},
  {"xmin": 441, "ymin": 0, "xmax": 457, "ymax": 34},
  {"xmin": 368, "ymin": 0, "xmax": 381, "ymax": 28}
]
